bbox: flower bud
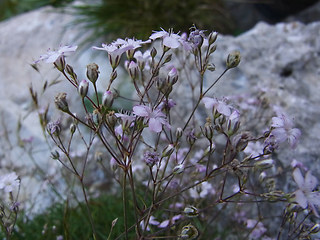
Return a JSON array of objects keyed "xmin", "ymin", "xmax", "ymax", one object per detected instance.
[
  {"xmin": 51, "ymin": 150, "xmax": 60, "ymax": 160},
  {"xmin": 163, "ymin": 54, "xmax": 172, "ymax": 64},
  {"xmin": 106, "ymin": 111, "xmax": 117, "ymax": 129},
  {"xmin": 254, "ymin": 159, "xmax": 274, "ymax": 169},
  {"xmin": 166, "ymin": 67, "xmax": 178, "ymax": 85},
  {"xmin": 202, "ymin": 122, "xmax": 214, "ymax": 140},
  {"xmin": 127, "ymin": 61, "xmax": 139, "ymax": 80},
  {"xmin": 186, "ymin": 130, "xmax": 197, "ymax": 145},
  {"xmin": 179, "ymin": 223, "xmax": 198, "ymax": 240},
  {"xmin": 173, "ymin": 164, "xmax": 184, "ymax": 174},
  {"xmin": 207, "ymin": 63, "xmax": 216, "ymax": 72},
  {"xmin": 176, "ymin": 127, "xmax": 183, "ymax": 139},
  {"xmin": 162, "ymin": 144, "xmax": 175, "ymax": 157},
  {"xmin": 150, "ymin": 47, "xmax": 157, "ymax": 58},
  {"xmin": 70, "ymin": 123, "xmax": 76, "ymax": 134},
  {"xmin": 209, "ymin": 45, "xmax": 217, "ymax": 55},
  {"xmin": 54, "ymin": 55, "xmax": 65, "ymax": 71},
  {"xmin": 310, "ymin": 223, "xmax": 320, "ymax": 234},
  {"xmin": 208, "ymin": 31, "xmax": 218, "ymax": 45},
  {"xmin": 78, "ymin": 80, "xmax": 89, "ymax": 98},
  {"xmin": 259, "ymin": 172, "xmax": 267, "ymax": 183},
  {"xmin": 226, "ymin": 50, "xmax": 241, "ymax": 69},
  {"xmin": 92, "ymin": 109, "xmax": 102, "ymax": 125},
  {"xmin": 184, "ymin": 206, "xmax": 199, "ymax": 218},
  {"xmin": 54, "ymin": 92, "xmax": 69, "ymax": 112},
  {"xmin": 102, "ymin": 90, "xmax": 114, "ymax": 109},
  {"xmin": 86, "ymin": 63, "xmax": 99, "ymax": 83},
  {"xmin": 66, "ymin": 64, "xmax": 77, "ymax": 81}
]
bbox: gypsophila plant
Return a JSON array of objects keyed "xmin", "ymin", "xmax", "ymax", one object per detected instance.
[
  {"xmin": 0, "ymin": 172, "xmax": 20, "ymax": 239},
  {"xmin": 29, "ymin": 26, "xmax": 320, "ymax": 240}
]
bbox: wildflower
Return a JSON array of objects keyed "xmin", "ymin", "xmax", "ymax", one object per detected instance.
[
  {"xmin": 158, "ymin": 98, "xmax": 176, "ymax": 111},
  {"xmin": 102, "ymin": 90, "xmax": 114, "ymax": 108},
  {"xmin": 0, "ymin": 172, "xmax": 20, "ymax": 193},
  {"xmin": 78, "ymin": 80, "xmax": 89, "ymax": 98},
  {"xmin": 47, "ymin": 119, "xmax": 61, "ymax": 135},
  {"xmin": 271, "ymin": 113, "xmax": 301, "ymax": 148},
  {"xmin": 162, "ymin": 144, "xmax": 175, "ymax": 157},
  {"xmin": 35, "ymin": 45, "xmax": 77, "ymax": 64},
  {"xmin": 149, "ymin": 28, "xmax": 182, "ymax": 49},
  {"xmin": 293, "ymin": 168, "xmax": 320, "ymax": 217},
  {"xmin": 143, "ymin": 151, "xmax": 160, "ymax": 167},
  {"xmin": 54, "ymin": 92, "xmax": 69, "ymax": 113},
  {"xmin": 186, "ymin": 129, "xmax": 197, "ymax": 145},
  {"xmin": 133, "ymin": 105, "xmax": 170, "ymax": 133},
  {"xmin": 93, "ymin": 38, "xmax": 149, "ymax": 68},
  {"xmin": 134, "ymin": 50, "xmax": 152, "ymax": 70},
  {"xmin": 115, "ymin": 112, "xmax": 135, "ymax": 130},
  {"xmin": 184, "ymin": 206, "xmax": 199, "ymax": 217},
  {"xmin": 179, "ymin": 223, "xmax": 198, "ymax": 239},
  {"xmin": 93, "ymin": 43, "xmax": 133, "ymax": 69},
  {"xmin": 246, "ymin": 219, "xmax": 267, "ymax": 239},
  {"xmin": 188, "ymin": 28, "xmax": 206, "ymax": 48},
  {"xmin": 86, "ymin": 63, "xmax": 99, "ymax": 83},
  {"xmin": 125, "ymin": 60, "xmax": 139, "ymax": 79},
  {"xmin": 166, "ymin": 67, "xmax": 179, "ymax": 85},
  {"xmin": 202, "ymin": 97, "xmax": 232, "ymax": 117},
  {"xmin": 226, "ymin": 50, "xmax": 241, "ymax": 69}
]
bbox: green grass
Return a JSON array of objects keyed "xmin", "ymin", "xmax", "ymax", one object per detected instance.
[{"xmin": 2, "ymin": 194, "xmax": 136, "ymax": 240}]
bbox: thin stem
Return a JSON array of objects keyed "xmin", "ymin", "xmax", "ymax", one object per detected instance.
[{"xmin": 122, "ymin": 171, "xmax": 129, "ymax": 240}]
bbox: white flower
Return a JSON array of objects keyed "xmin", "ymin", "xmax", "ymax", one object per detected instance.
[
  {"xmin": 93, "ymin": 43, "xmax": 133, "ymax": 68},
  {"xmin": 0, "ymin": 172, "xmax": 20, "ymax": 193},
  {"xmin": 149, "ymin": 28, "xmax": 183, "ymax": 49},
  {"xmin": 293, "ymin": 168, "xmax": 320, "ymax": 217},
  {"xmin": 133, "ymin": 105, "xmax": 170, "ymax": 133},
  {"xmin": 271, "ymin": 113, "xmax": 301, "ymax": 148},
  {"xmin": 35, "ymin": 45, "xmax": 77, "ymax": 63},
  {"xmin": 202, "ymin": 97, "xmax": 232, "ymax": 117}
]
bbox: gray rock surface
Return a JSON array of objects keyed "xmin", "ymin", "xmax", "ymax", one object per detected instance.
[{"xmin": 0, "ymin": 6, "xmax": 319, "ymax": 212}]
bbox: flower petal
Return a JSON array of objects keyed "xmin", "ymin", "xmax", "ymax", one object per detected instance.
[
  {"xmin": 163, "ymin": 36, "xmax": 180, "ymax": 48},
  {"xmin": 202, "ymin": 97, "xmax": 216, "ymax": 109},
  {"xmin": 133, "ymin": 105, "xmax": 150, "ymax": 117},
  {"xmin": 295, "ymin": 189, "xmax": 308, "ymax": 209},
  {"xmin": 149, "ymin": 118, "xmax": 162, "ymax": 133},
  {"xmin": 293, "ymin": 168, "xmax": 305, "ymax": 189},
  {"xmin": 305, "ymin": 171, "xmax": 318, "ymax": 191}
]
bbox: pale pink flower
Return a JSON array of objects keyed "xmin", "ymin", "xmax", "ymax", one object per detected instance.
[
  {"xmin": 202, "ymin": 97, "xmax": 232, "ymax": 117},
  {"xmin": 149, "ymin": 28, "xmax": 182, "ymax": 49},
  {"xmin": 35, "ymin": 45, "xmax": 77, "ymax": 63},
  {"xmin": 115, "ymin": 112, "xmax": 135, "ymax": 129},
  {"xmin": 271, "ymin": 113, "xmax": 301, "ymax": 148},
  {"xmin": 133, "ymin": 105, "xmax": 170, "ymax": 133},
  {"xmin": 93, "ymin": 43, "xmax": 133, "ymax": 68},
  {"xmin": 0, "ymin": 172, "xmax": 20, "ymax": 193},
  {"xmin": 293, "ymin": 168, "xmax": 320, "ymax": 217},
  {"xmin": 134, "ymin": 50, "xmax": 152, "ymax": 70}
]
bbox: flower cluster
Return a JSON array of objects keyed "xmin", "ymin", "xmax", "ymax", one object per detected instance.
[{"xmin": 29, "ymin": 26, "xmax": 313, "ymax": 240}]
